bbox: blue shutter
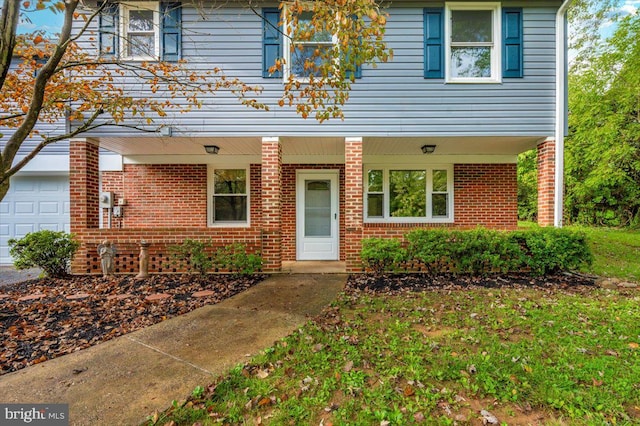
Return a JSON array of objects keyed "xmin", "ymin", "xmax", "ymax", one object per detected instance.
[
  {"xmin": 346, "ymin": 15, "xmax": 362, "ymax": 80},
  {"xmin": 99, "ymin": 2, "xmax": 118, "ymax": 57},
  {"xmin": 424, "ymin": 8, "xmax": 444, "ymax": 79},
  {"xmin": 262, "ymin": 8, "xmax": 282, "ymax": 78},
  {"xmin": 161, "ymin": 2, "xmax": 182, "ymax": 61},
  {"xmin": 502, "ymin": 8, "xmax": 523, "ymax": 78}
]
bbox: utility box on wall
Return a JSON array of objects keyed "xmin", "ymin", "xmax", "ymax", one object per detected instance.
[{"xmin": 100, "ymin": 192, "xmax": 114, "ymax": 209}]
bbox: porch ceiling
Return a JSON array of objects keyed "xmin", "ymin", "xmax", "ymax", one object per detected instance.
[{"xmin": 97, "ymin": 135, "xmax": 545, "ymax": 157}]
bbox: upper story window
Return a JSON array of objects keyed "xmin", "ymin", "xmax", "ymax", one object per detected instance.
[
  {"xmin": 208, "ymin": 167, "xmax": 250, "ymax": 226},
  {"xmin": 282, "ymin": 9, "xmax": 337, "ymax": 81},
  {"xmin": 99, "ymin": 1, "xmax": 182, "ymax": 62},
  {"xmin": 365, "ymin": 165, "xmax": 454, "ymax": 223},
  {"xmin": 121, "ymin": 2, "xmax": 160, "ymax": 60},
  {"xmin": 425, "ymin": 3, "xmax": 523, "ymax": 81},
  {"xmin": 446, "ymin": 2, "xmax": 500, "ymax": 83}
]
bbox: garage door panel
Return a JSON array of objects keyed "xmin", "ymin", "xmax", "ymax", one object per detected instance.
[
  {"xmin": 0, "ymin": 175, "xmax": 70, "ymax": 264},
  {"xmin": 15, "ymin": 224, "xmax": 34, "ymax": 236},
  {"xmin": 15, "ymin": 202, "xmax": 35, "ymax": 214},
  {"xmin": 39, "ymin": 223, "xmax": 61, "ymax": 231},
  {"xmin": 14, "ymin": 181, "xmax": 36, "ymax": 192},
  {"xmin": 39, "ymin": 201, "xmax": 60, "ymax": 214}
]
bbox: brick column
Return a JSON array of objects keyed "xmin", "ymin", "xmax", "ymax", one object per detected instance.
[
  {"xmin": 70, "ymin": 138, "xmax": 100, "ymax": 273},
  {"xmin": 537, "ymin": 139, "xmax": 555, "ymax": 226},
  {"xmin": 261, "ymin": 137, "xmax": 282, "ymax": 271},
  {"xmin": 70, "ymin": 139, "xmax": 100, "ymax": 231},
  {"xmin": 344, "ymin": 137, "xmax": 363, "ymax": 272}
]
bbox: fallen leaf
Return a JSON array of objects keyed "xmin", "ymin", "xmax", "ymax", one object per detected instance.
[
  {"xmin": 481, "ymin": 409, "xmax": 499, "ymax": 425},
  {"xmin": 629, "ymin": 342, "xmax": 639, "ymax": 349},
  {"xmin": 403, "ymin": 385, "xmax": 415, "ymax": 397}
]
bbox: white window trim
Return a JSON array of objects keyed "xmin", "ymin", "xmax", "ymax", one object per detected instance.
[
  {"xmin": 445, "ymin": 2, "xmax": 501, "ymax": 84},
  {"xmin": 282, "ymin": 7, "xmax": 338, "ymax": 82},
  {"xmin": 207, "ymin": 165, "xmax": 251, "ymax": 228},
  {"xmin": 364, "ymin": 164, "xmax": 455, "ymax": 224},
  {"xmin": 119, "ymin": 1, "xmax": 161, "ymax": 61}
]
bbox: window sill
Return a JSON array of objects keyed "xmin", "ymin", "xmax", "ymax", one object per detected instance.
[
  {"xmin": 364, "ymin": 218, "xmax": 454, "ymax": 224},
  {"xmin": 445, "ymin": 77, "xmax": 502, "ymax": 84},
  {"xmin": 208, "ymin": 222, "xmax": 251, "ymax": 228}
]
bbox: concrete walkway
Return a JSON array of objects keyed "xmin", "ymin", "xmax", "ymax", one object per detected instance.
[{"xmin": 0, "ymin": 273, "xmax": 346, "ymax": 425}]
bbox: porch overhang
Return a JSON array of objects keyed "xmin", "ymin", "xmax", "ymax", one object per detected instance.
[{"xmin": 95, "ymin": 135, "xmax": 547, "ymax": 163}]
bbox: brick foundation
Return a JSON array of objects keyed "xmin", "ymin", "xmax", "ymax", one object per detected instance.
[{"xmin": 537, "ymin": 139, "xmax": 556, "ymax": 226}]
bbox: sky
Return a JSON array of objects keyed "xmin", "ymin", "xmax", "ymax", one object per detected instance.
[{"xmin": 16, "ymin": 1, "xmax": 640, "ymax": 38}]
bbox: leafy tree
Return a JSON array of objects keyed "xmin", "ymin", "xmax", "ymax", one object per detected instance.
[
  {"xmin": 0, "ymin": 0, "xmax": 391, "ymax": 200},
  {"xmin": 517, "ymin": 149, "xmax": 537, "ymax": 222},
  {"xmin": 565, "ymin": 12, "xmax": 640, "ymax": 226}
]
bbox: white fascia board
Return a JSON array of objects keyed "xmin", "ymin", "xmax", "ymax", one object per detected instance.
[{"xmin": 364, "ymin": 155, "xmax": 517, "ymax": 164}]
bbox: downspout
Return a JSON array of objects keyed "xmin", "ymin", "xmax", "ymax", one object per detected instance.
[{"xmin": 554, "ymin": 0, "xmax": 573, "ymax": 227}]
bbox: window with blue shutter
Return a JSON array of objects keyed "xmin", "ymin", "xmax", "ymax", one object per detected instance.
[
  {"xmin": 423, "ymin": 8, "xmax": 444, "ymax": 79},
  {"xmin": 345, "ymin": 15, "xmax": 362, "ymax": 80},
  {"xmin": 161, "ymin": 2, "xmax": 182, "ymax": 61},
  {"xmin": 262, "ymin": 8, "xmax": 282, "ymax": 78},
  {"xmin": 502, "ymin": 8, "xmax": 523, "ymax": 78},
  {"xmin": 99, "ymin": 1, "xmax": 118, "ymax": 56}
]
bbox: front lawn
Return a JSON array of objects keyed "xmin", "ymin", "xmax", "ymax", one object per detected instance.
[
  {"xmin": 571, "ymin": 226, "xmax": 640, "ymax": 282},
  {"xmin": 150, "ymin": 274, "xmax": 640, "ymax": 425}
]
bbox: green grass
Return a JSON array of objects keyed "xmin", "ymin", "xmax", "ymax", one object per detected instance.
[
  {"xmin": 148, "ymin": 286, "xmax": 640, "ymax": 425},
  {"xmin": 569, "ymin": 226, "xmax": 640, "ymax": 282}
]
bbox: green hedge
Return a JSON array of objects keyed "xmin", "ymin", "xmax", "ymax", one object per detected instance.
[{"xmin": 361, "ymin": 227, "xmax": 593, "ymax": 275}]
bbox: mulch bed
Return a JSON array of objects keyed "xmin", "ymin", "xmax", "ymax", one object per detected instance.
[
  {"xmin": 0, "ymin": 274, "xmax": 264, "ymax": 375},
  {"xmin": 345, "ymin": 272, "xmax": 600, "ymax": 295}
]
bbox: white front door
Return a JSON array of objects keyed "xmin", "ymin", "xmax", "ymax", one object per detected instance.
[{"xmin": 296, "ymin": 171, "xmax": 339, "ymax": 260}]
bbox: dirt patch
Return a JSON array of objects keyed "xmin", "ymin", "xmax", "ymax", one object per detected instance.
[{"xmin": 0, "ymin": 274, "xmax": 263, "ymax": 375}]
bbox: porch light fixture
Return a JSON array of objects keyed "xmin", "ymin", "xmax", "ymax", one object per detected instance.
[
  {"xmin": 421, "ymin": 144, "xmax": 436, "ymax": 154},
  {"xmin": 204, "ymin": 145, "xmax": 220, "ymax": 154}
]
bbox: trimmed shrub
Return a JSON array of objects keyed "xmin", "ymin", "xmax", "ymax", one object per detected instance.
[
  {"xmin": 510, "ymin": 227, "xmax": 593, "ymax": 275},
  {"xmin": 215, "ymin": 243, "xmax": 262, "ymax": 276},
  {"xmin": 407, "ymin": 228, "xmax": 521, "ymax": 275},
  {"xmin": 8, "ymin": 230, "xmax": 79, "ymax": 278},
  {"xmin": 406, "ymin": 228, "xmax": 455, "ymax": 273},
  {"xmin": 168, "ymin": 239, "xmax": 213, "ymax": 275},
  {"xmin": 370, "ymin": 227, "xmax": 593, "ymax": 276},
  {"xmin": 361, "ymin": 237, "xmax": 407, "ymax": 274}
]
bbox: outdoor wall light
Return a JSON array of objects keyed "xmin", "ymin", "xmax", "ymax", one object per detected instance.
[
  {"xmin": 204, "ymin": 145, "xmax": 220, "ymax": 154},
  {"xmin": 421, "ymin": 144, "xmax": 436, "ymax": 154}
]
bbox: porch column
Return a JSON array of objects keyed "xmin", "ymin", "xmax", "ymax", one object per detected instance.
[
  {"xmin": 537, "ymin": 138, "xmax": 556, "ymax": 226},
  {"xmin": 261, "ymin": 137, "xmax": 282, "ymax": 272},
  {"xmin": 345, "ymin": 137, "xmax": 363, "ymax": 272},
  {"xmin": 69, "ymin": 138, "xmax": 100, "ymax": 273}
]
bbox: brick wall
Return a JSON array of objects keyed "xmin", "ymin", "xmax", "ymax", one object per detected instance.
[
  {"xmin": 537, "ymin": 139, "xmax": 555, "ymax": 226},
  {"xmin": 454, "ymin": 164, "xmax": 518, "ymax": 229},
  {"xmin": 101, "ymin": 164, "xmax": 207, "ymax": 228}
]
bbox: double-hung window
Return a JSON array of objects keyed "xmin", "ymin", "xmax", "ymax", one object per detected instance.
[
  {"xmin": 120, "ymin": 2, "xmax": 160, "ymax": 60},
  {"xmin": 100, "ymin": 2, "xmax": 181, "ymax": 61},
  {"xmin": 208, "ymin": 168, "xmax": 249, "ymax": 226},
  {"xmin": 284, "ymin": 10, "xmax": 337, "ymax": 79},
  {"xmin": 365, "ymin": 166, "xmax": 454, "ymax": 223},
  {"xmin": 446, "ymin": 2, "xmax": 501, "ymax": 83}
]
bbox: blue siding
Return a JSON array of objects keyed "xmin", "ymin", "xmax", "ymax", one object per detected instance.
[{"xmin": 70, "ymin": 2, "xmax": 559, "ymax": 138}]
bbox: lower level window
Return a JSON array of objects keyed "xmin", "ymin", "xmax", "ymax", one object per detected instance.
[
  {"xmin": 209, "ymin": 168, "xmax": 249, "ymax": 225},
  {"xmin": 365, "ymin": 166, "xmax": 453, "ymax": 222}
]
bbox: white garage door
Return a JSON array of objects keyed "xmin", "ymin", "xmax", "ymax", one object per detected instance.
[{"xmin": 0, "ymin": 175, "xmax": 70, "ymax": 264}]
